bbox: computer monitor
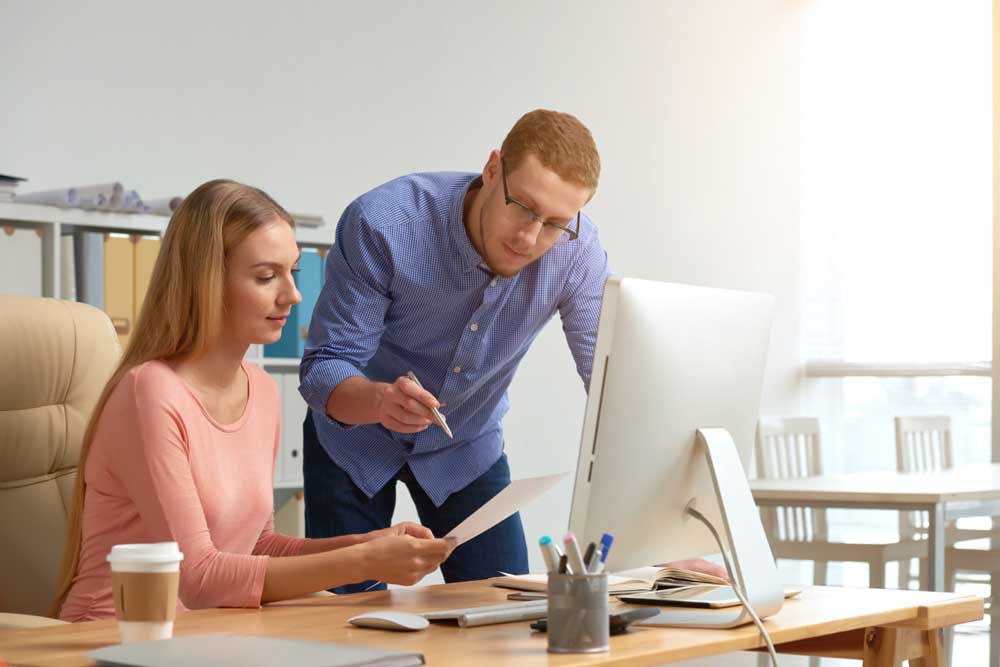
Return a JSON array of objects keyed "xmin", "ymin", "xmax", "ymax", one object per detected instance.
[{"xmin": 567, "ymin": 276, "xmax": 783, "ymax": 627}]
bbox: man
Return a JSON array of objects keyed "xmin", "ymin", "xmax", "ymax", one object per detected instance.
[{"xmin": 299, "ymin": 110, "xmax": 721, "ymax": 592}]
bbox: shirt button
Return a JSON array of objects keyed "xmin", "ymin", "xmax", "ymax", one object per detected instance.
[
  {"xmin": 453, "ymin": 366, "xmax": 462, "ymax": 374},
  {"xmin": 470, "ymin": 323, "xmax": 479, "ymax": 332},
  {"xmin": 490, "ymin": 279, "xmax": 497, "ymax": 287}
]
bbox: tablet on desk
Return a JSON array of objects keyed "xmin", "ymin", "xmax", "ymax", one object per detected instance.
[{"xmin": 619, "ymin": 584, "xmax": 802, "ymax": 609}]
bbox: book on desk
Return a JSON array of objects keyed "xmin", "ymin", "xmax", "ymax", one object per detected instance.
[{"xmin": 491, "ymin": 565, "xmax": 728, "ymax": 594}]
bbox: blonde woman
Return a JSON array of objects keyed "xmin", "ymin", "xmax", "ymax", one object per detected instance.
[{"xmin": 55, "ymin": 179, "xmax": 453, "ymax": 621}]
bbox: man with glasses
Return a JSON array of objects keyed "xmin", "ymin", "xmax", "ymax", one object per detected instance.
[{"xmin": 298, "ymin": 110, "xmax": 608, "ymax": 591}]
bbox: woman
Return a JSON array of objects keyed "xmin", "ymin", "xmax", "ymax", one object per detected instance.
[{"xmin": 55, "ymin": 179, "xmax": 453, "ymax": 621}]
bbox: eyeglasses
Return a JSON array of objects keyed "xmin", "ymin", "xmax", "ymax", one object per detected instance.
[{"xmin": 501, "ymin": 157, "xmax": 580, "ymax": 243}]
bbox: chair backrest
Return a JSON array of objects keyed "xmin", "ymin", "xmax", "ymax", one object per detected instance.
[
  {"xmin": 0, "ymin": 296, "xmax": 119, "ymax": 616},
  {"xmin": 894, "ymin": 415, "xmax": 953, "ymax": 540},
  {"xmin": 894, "ymin": 415, "xmax": 953, "ymax": 473},
  {"xmin": 755, "ymin": 417, "xmax": 826, "ymax": 542}
]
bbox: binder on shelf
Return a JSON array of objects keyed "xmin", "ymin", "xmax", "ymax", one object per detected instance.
[
  {"xmin": 267, "ymin": 370, "xmax": 286, "ymax": 486},
  {"xmin": 264, "ymin": 247, "xmax": 325, "ymax": 358},
  {"xmin": 60, "ymin": 235, "xmax": 76, "ymax": 300},
  {"xmin": 133, "ymin": 235, "xmax": 160, "ymax": 318},
  {"xmin": 280, "ymin": 373, "xmax": 307, "ymax": 486},
  {"xmin": 103, "ymin": 234, "xmax": 135, "ymax": 349},
  {"xmin": 0, "ymin": 226, "xmax": 43, "ymax": 297},
  {"xmin": 74, "ymin": 230, "xmax": 104, "ymax": 309}
]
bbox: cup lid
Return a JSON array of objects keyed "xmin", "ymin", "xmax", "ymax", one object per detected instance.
[{"xmin": 107, "ymin": 542, "xmax": 184, "ymax": 564}]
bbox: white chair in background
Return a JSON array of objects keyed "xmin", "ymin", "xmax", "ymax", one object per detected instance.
[
  {"xmin": 894, "ymin": 416, "xmax": 1000, "ymax": 582},
  {"xmin": 896, "ymin": 416, "xmax": 1000, "ymax": 666},
  {"xmin": 756, "ymin": 417, "xmax": 929, "ymax": 589},
  {"xmin": 947, "ymin": 540, "xmax": 999, "ymax": 667}
]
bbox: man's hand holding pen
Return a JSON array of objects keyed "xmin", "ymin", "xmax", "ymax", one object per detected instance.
[{"xmin": 376, "ymin": 372, "xmax": 453, "ymax": 438}]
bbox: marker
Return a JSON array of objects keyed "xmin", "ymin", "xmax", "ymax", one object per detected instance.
[
  {"xmin": 594, "ymin": 532, "xmax": 614, "ymax": 573},
  {"xmin": 538, "ymin": 536, "xmax": 560, "ymax": 574},
  {"xmin": 563, "ymin": 533, "xmax": 587, "ymax": 575},
  {"xmin": 582, "ymin": 541, "xmax": 597, "ymax": 572},
  {"xmin": 558, "ymin": 554, "xmax": 568, "ymax": 574}
]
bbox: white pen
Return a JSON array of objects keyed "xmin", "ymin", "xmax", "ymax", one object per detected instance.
[
  {"xmin": 406, "ymin": 371, "xmax": 453, "ymax": 439},
  {"xmin": 538, "ymin": 535, "xmax": 560, "ymax": 573}
]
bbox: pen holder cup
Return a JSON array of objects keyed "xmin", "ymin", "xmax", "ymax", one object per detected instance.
[{"xmin": 546, "ymin": 572, "xmax": 609, "ymax": 653}]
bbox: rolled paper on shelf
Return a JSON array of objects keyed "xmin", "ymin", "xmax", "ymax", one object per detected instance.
[
  {"xmin": 15, "ymin": 188, "xmax": 79, "ymax": 208},
  {"xmin": 73, "ymin": 182, "xmax": 124, "ymax": 201},
  {"xmin": 78, "ymin": 194, "xmax": 107, "ymax": 210},
  {"xmin": 145, "ymin": 196, "xmax": 183, "ymax": 216}
]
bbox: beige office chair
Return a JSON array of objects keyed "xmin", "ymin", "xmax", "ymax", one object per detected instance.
[
  {"xmin": 756, "ymin": 417, "xmax": 928, "ymax": 589},
  {"xmin": 0, "ymin": 295, "xmax": 119, "ymax": 628}
]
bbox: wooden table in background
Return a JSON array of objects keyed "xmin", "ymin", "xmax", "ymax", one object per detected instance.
[
  {"xmin": 0, "ymin": 581, "xmax": 982, "ymax": 667},
  {"xmin": 751, "ymin": 463, "xmax": 1000, "ymax": 592}
]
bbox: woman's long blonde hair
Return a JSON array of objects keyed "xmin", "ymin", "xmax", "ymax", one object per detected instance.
[{"xmin": 50, "ymin": 179, "xmax": 294, "ymax": 616}]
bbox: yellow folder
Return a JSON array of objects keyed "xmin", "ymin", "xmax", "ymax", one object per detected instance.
[
  {"xmin": 103, "ymin": 235, "xmax": 134, "ymax": 350},
  {"xmin": 133, "ymin": 236, "xmax": 160, "ymax": 319}
]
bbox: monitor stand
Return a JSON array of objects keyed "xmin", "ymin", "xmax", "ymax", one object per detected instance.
[{"xmin": 642, "ymin": 428, "xmax": 785, "ymax": 629}]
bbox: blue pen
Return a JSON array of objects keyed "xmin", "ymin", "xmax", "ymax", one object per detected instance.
[{"xmin": 594, "ymin": 532, "xmax": 614, "ymax": 573}]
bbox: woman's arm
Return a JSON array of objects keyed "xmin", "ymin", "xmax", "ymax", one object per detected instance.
[
  {"xmin": 261, "ymin": 533, "xmax": 454, "ymax": 603},
  {"xmin": 294, "ymin": 521, "xmax": 433, "ymax": 556}
]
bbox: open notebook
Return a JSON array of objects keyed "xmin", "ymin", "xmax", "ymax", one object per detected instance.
[{"xmin": 491, "ymin": 566, "xmax": 728, "ymax": 594}]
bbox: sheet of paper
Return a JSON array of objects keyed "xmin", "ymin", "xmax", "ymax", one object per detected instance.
[{"xmin": 445, "ymin": 471, "xmax": 569, "ymax": 546}]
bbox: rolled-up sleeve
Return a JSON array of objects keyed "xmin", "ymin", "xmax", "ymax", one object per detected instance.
[
  {"xmin": 558, "ymin": 227, "xmax": 612, "ymax": 389},
  {"xmin": 299, "ymin": 200, "xmax": 393, "ymax": 416}
]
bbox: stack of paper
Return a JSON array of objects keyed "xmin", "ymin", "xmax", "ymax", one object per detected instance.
[{"xmin": 0, "ymin": 174, "xmax": 26, "ymax": 201}]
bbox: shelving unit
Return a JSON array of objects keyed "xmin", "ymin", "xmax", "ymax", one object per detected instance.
[
  {"xmin": 0, "ymin": 202, "xmax": 331, "ymax": 536},
  {"xmin": 0, "ymin": 202, "xmax": 333, "ymax": 299}
]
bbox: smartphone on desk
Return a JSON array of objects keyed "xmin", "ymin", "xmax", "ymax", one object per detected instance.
[
  {"xmin": 530, "ymin": 608, "xmax": 660, "ymax": 635},
  {"xmin": 507, "ymin": 592, "xmax": 547, "ymax": 601},
  {"xmin": 620, "ymin": 584, "xmax": 802, "ymax": 609}
]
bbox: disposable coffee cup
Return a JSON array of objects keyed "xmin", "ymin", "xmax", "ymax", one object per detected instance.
[{"xmin": 107, "ymin": 542, "xmax": 183, "ymax": 643}]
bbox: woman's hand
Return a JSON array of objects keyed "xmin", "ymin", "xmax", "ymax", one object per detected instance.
[
  {"xmin": 364, "ymin": 521, "xmax": 435, "ymax": 542},
  {"xmin": 360, "ymin": 534, "xmax": 457, "ymax": 586},
  {"xmin": 655, "ymin": 558, "xmax": 729, "ymax": 581}
]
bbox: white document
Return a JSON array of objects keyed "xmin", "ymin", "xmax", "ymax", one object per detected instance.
[{"xmin": 445, "ymin": 471, "xmax": 569, "ymax": 546}]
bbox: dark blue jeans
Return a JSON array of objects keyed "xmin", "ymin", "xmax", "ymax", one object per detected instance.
[{"xmin": 302, "ymin": 413, "xmax": 529, "ymax": 593}]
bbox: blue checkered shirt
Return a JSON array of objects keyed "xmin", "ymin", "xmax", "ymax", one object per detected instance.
[{"xmin": 299, "ymin": 172, "xmax": 611, "ymax": 506}]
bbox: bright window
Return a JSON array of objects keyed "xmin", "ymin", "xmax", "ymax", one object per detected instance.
[{"xmin": 800, "ymin": 0, "xmax": 992, "ymax": 473}]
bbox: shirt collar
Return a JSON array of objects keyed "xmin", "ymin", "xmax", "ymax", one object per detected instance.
[{"xmin": 449, "ymin": 175, "xmax": 492, "ymax": 275}]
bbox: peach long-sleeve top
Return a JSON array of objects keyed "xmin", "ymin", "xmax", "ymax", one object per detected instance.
[{"xmin": 60, "ymin": 359, "xmax": 306, "ymax": 622}]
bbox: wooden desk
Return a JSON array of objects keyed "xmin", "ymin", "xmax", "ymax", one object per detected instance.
[
  {"xmin": 751, "ymin": 463, "xmax": 1000, "ymax": 592},
  {"xmin": 0, "ymin": 582, "xmax": 982, "ymax": 667}
]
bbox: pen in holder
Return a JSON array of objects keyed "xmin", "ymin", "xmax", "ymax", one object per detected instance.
[{"xmin": 546, "ymin": 572, "xmax": 609, "ymax": 653}]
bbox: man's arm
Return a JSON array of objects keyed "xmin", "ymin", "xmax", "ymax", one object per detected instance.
[
  {"xmin": 325, "ymin": 375, "xmax": 440, "ymax": 433},
  {"xmin": 298, "ymin": 200, "xmax": 390, "ymax": 420},
  {"xmin": 298, "ymin": 201, "xmax": 444, "ymax": 432},
  {"xmin": 558, "ymin": 225, "xmax": 612, "ymax": 389}
]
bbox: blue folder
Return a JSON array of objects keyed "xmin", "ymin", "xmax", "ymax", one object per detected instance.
[{"xmin": 264, "ymin": 248, "xmax": 325, "ymax": 358}]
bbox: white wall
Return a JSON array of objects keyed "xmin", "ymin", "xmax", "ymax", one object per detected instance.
[{"xmin": 2, "ymin": 0, "xmax": 802, "ymax": 577}]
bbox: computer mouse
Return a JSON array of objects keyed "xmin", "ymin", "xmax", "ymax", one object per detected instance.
[{"xmin": 347, "ymin": 610, "xmax": 430, "ymax": 631}]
